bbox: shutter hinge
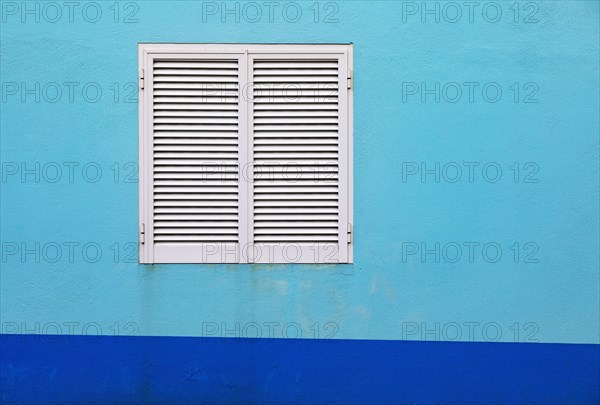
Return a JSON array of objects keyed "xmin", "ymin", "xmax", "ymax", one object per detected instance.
[
  {"xmin": 140, "ymin": 223, "xmax": 145, "ymax": 244},
  {"xmin": 348, "ymin": 223, "xmax": 353, "ymax": 244},
  {"xmin": 347, "ymin": 68, "xmax": 352, "ymax": 89},
  {"xmin": 139, "ymin": 69, "xmax": 145, "ymax": 90}
]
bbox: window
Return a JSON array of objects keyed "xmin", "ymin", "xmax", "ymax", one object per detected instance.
[{"xmin": 138, "ymin": 44, "xmax": 353, "ymax": 264}]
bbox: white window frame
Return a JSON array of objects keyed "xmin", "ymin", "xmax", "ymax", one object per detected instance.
[{"xmin": 138, "ymin": 43, "xmax": 353, "ymax": 264}]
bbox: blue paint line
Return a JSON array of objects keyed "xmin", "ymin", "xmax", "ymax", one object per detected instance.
[{"xmin": 1, "ymin": 334, "xmax": 598, "ymax": 404}]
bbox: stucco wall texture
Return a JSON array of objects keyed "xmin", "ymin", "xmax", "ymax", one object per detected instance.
[{"xmin": 1, "ymin": 0, "xmax": 599, "ymax": 346}]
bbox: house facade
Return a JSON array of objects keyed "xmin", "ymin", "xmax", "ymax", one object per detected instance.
[{"xmin": 1, "ymin": 1, "xmax": 599, "ymax": 403}]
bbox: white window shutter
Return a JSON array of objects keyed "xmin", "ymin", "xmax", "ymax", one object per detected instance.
[
  {"xmin": 249, "ymin": 52, "xmax": 352, "ymax": 263},
  {"xmin": 139, "ymin": 51, "xmax": 246, "ymax": 263},
  {"xmin": 139, "ymin": 45, "xmax": 353, "ymax": 264}
]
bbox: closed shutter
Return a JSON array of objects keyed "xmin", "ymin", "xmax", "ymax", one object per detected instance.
[
  {"xmin": 249, "ymin": 54, "xmax": 350, "ymax": 263},
  {"xmin": 139, "ymin": 52, "xmax": 246, "ymax": 263},
  {"xmin": 139, "ymin": 44, "xmax": 352, "ymax": 264}
]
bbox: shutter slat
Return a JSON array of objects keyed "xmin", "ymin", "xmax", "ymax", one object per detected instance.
[
  {"xmin": 154, "ymin": 186, "xmax": 237, "ymax": 196},
  {"xmin": 154, "ymin": 207, "xmax": 238, "ymax": 214},
  {"xmin": 154, "ymin": 177, "xmax": 237, "ymax": 187},
  {"xmin": 153, "ymin": 124, "xmax": 238, "ymax": 131},
  {"xmin": 154, "ymin": 61, "xmax": 238, "ymax": 68},
  {"xmin": 155, "ymin": 235, "xmax": 237, "ymax": 242},
  {"xmin": 255, "ymin": 193, "xmax": 338, "ymax": 200},
  {"xmin": 154, "ymin": 138, "xmax": 238, "ymax": 145},
  {"xmin": 254, "ymin": 153, "xmax": 338, "ymax": 160},
  {"xmin": 254, "ymin": 201, "xmax": 338, "ymax": 207},
  {"xmin": 154, "ymin": 156, "xmax": 239, "ymax": 162},
  {"xmin": 155, "ymin": 69, "xmax": 238, "ymax": 75},
  {"xmin": 254, "ymin": 117, "xmax": 338, "ymax": 124},
  {"xmin": 155, "ymin": 228, "xmax": 238, "ymax": 234},
  {"xmin": 154, "ymin": 97, "xmax": 238, "ymax": 103},
  {"xmin": 255, "ymin": 221, "xmax": 337, "ymax": 227},
  {"xmin": 154, "ymin": 200, "xmax": 238, "ymax": 207},
  {"xmin": 155, "ymin": 214, "xmax": 238, "ymax": 220},
  {"xmin": 154, "ymin": 76, "xmax": 238, "ymax": 83},
  {"xmin": 254, "ymin": 174, "xmax": 338, "ymax": 181},
  {"xmin": 254, "ymin": 69, "xmax": 339, "ymax": 76},
  {"xmin": 155, "ymin": 146, "xmax": 238, "ymax": 152},
  {"xmin": 154, "ymin": 83, "xmax": 239, "ymax": 90},
  {"xmin": 154, "ymin": 154, "xmax": 238, "ymax": 161},
  {"xmin": 155, "ymin": 221, "xmax": 238, "ymax": 227},
  {"xmin": 254, "ymin": 76, "xmax": 338, "ymax": 82},
  {"xmin": 254, "ymin": 235, "xmax": 338, "ymax": 242},
  {"xmin": 254, "ymin": 138, "xmax": 338, "ymax": 145},
  {"xmin": 254, "ymin": 103, "xmax": 338, "ymax": 110},
  {"xmin": 155, "ymin": 166, "xmax": 238, "ymax": 172},
  {"xmin": 253, "ymin": 125, "xmax": 338, "ymax": 131},
  {"xmin": 254, "ymin": 90, "xmax": 338, "ymax": 97},
  {"xmin": 254, "ymin": 97, "xmax": 337, "ymax": 103},
  {"xmin": 154, "ymin": 90, "xmax": 239, "ymax": 97},
  {"xmin": 154, "ymin": 173, "xmax": 238, "ymax": 179},
  {"xmin": 254, "ymin": 145, "xmax": 338, "ymax": 152},
  {"xmin": 254, "ymin": 228, "xmax": 338, "ymax": 234},
  {"xmin": 154, "ymin": 131, "xmax": 238, "ymax": 138},
  {"xmin": 254, "ymin": 110, "xmax": 338, "ymax": 117},
  {"xmin": 252, "ymin": 132, "xmax": 338, "ymax": 138},
  {"xmin": 154, "ymin": 117, "xmax": 238, "ymax": 124},
  {"xmin": 254, "ymin": 207, "xmax": 339, "ymax": 213},
  {"xmin": 154, "ymin": 110, "xmax": 238, "ymax": 117},
  {"xmin": 154, "ymin": 103, "xmax": 238, "ymax": 110},
  {"xmin": 154, "ymin": 186, "xmax": 238, "ymax": 193},
  {"xmin": 255, "ymin": 165, "xmax": 338, "ymax": 171},
  {"xmin": 254, "ymin": 61, "xmax": 338, "ymax": 67},
  {"xmin": 254, "ymin": 214, "xmax": 338, "ymax": 220}
]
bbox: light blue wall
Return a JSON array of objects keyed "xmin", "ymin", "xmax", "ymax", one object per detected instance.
[{"xmin": 1, "ymin": 0, "xmax": 598, "ymax": 344}]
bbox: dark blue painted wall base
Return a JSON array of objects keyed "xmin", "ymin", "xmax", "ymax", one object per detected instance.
[{"xmin": 1, "ymin": 334, "xmax": 598, "ymax": 404}]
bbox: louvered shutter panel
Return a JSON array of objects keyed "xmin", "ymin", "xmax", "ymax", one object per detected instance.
[
  {"xmin": 139, "ymin": 52, "xmax": 246, "ymax": 263},
  {"xmin": 249, "ymin": 54, "xmax": 351, "ymax": 263},
  {"xmin": 139, "ymin": 45, "xmax": 352, "ymax": 264}
]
